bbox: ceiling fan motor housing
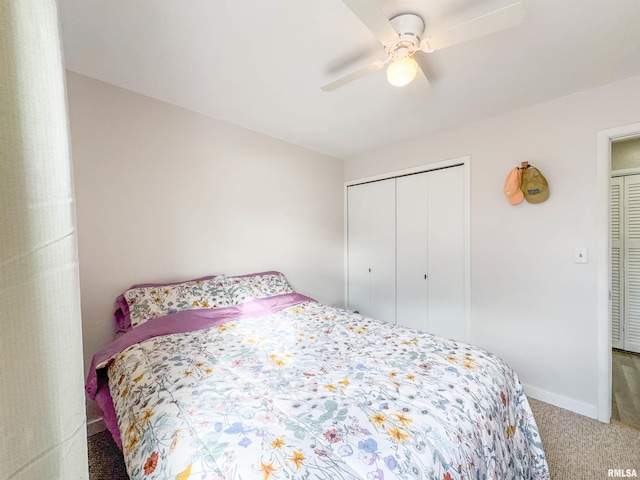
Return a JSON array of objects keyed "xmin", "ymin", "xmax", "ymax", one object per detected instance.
[{"xmin": 389, "ymin": 13, "xmax": 425, "ymax": 56}]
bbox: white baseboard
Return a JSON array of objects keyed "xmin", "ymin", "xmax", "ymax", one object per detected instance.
[
  {"xmin": 523, "ymin": 383, "xmax": 599, "ymax": 420},
  {"xmin": 87, "ymin": 416, "xmax": 106, "ymax": 436}
]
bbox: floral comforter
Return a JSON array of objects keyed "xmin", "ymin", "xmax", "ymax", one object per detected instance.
[{"xmin": 90, "ymin": 297, "xmax": 549, "ymax": 480}]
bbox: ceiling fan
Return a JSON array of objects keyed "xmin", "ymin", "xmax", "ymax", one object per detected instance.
[{"xmin": 321, "ymin": 0, "xmax": 527, "ymax": 96}]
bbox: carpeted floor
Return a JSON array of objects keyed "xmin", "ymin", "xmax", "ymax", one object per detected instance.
[
  {"xmin": 528, "ymin": 398, "xmax": 640, "ymax": 479},
  {"xmin": 88, "ymin": 398, "xmax": 640, "ymax": 479},
  {"xmin": 87, "ymin": 427, "xmax": 128, "ymax": 480}
]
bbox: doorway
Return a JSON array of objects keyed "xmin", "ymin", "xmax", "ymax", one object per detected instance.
[
  {"xmin": 596, "ymin": 122, "xmax": 640, "ymax": 425},
  {"xmin": 609, "ymin": 137, "xmax": 640, "ymax": 429}
]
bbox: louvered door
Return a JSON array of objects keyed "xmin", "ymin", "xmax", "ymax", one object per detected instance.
[
  {"xmin": 611, "ymin": 177, "xmax": 623, "ymax": 349},
  {"xmin": 624, "ymin": 175, "xmax": 640, "ymax": 353}
]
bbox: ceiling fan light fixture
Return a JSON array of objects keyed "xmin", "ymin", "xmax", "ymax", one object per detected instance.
[{"xmin": 386, "ymin": 55, "xmax": 418, "ymax": 87}]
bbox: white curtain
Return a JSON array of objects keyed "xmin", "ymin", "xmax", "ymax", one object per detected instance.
[{"xmin": 0, "ymin": 1, "xmax": 88, "ymax": 479}]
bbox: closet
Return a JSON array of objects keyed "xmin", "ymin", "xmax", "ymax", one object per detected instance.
[
  {"xmin": 611, "ymin": 174, "xmax": 640, "ymax": 354},
  {"xmin": 347, "ymin": 164, "xmax": 466, "ymax": 340}
]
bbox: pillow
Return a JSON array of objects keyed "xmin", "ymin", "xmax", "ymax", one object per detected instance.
[
  {"xmin": 224, "ymin": 271, "xmax": 294, "ymax": 305},
  {"xmin": 115, "ymin": 275, "xmax": 231, "ymax": 331}
]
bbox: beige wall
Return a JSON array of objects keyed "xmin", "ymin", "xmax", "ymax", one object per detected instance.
[
  {"xmin": 345, "ymin": 73, "xmax": 640, "ymax": 417},
  {"xmin": 612, "ymin": 137, "xmax": 640, "ymax": 170},
  {"xmin": 66, "ymin": 72, "xmax": 344, "ymax": 424}
]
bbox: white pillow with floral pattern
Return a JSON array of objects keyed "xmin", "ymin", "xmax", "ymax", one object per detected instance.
[
  {"xmin": 122, "ymin": 277, "xmax": 231, "ymax": 329},
  {"xmin": 224, "ymin": 271, "xmax": 294, "ymax": 305}
]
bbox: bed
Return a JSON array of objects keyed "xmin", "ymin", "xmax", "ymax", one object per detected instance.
[{"xmin": 86, "ymin": 271, "xmax": 550, "ymax": 480}]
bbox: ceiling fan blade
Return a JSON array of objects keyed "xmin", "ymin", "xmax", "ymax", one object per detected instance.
[
  {"xmin": 409, "ymin": 55, "xmax": 433, "ymax": 100},
  {"xmin": 343, "ymin": 0, "xmax": 399, "ymax": 44},
  {"xmin": 321, "ymin": 61, "xmax": 384, "ymax": 92},
  {"xmin": 426, "ymin": 2, "xmax": 526, "ymax": 51}
]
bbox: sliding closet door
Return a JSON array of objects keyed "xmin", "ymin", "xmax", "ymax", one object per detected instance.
[
  {"xmin": 624, "ymin": 175, "xmax": 640, "ymax": 353},
  {"xmin": 396, "ymin": 173, "xmax": 428, "ymax": 330},
  {"xmin": 347, "ymin": 183, "xmax": 370, "ymax": 315},
  {"xmin": 611, "ymin": 177, "xmax": 623, "ymax": 349},
  {"xmin": 347, "ymin": 179, "xmax": 396, "ymax": 323},
  {"xmin": 426, "ymin": 167, "xmax": 465, "ymax": 340},
  {"xmin": 396, "ymin": 166, "xmax": 465, "ymax": 340}
]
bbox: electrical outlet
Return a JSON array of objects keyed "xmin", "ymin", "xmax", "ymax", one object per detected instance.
[{"xmin": 574, "ymin": 247, "xmax": 588, "ymax": 264}]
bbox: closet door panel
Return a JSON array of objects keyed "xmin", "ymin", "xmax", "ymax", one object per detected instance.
[
  {"xmin": 368, "ymin": 179, "xmax": 396, "ymax": 323},
  {"xmin": 396, "ymin": 174, "xmax": 428, "ymax": 330},
  {"xmin": 347, "ymin": 179, "xmax": 396, "ymax": 324},
  {"xmin": 347, "ymin": 183, "xmax": 371, "ymax": 315},
  {"xmin": 611, "ymin": 177, "xmax": 623, "ymax": 349},
  {"xmin": 396, "ymin": 165, "xmax": 465, "ymax": 340},
  {"xmin": 625, "ymin": 248, "xmax": 640, "ymax": 353},
  {"xmin": 427, "ymin": 167, "xmax": 465, "ymax": 341},
  {"xmin": 624, "ymin": 175, "xmax": 640, "ymax": 353}
]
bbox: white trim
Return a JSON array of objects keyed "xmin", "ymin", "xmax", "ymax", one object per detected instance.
[
  {"xmin": 344, "ymin": 157, "xmax": 468, "ymax": 187},
  {"xmin": 87, "ymin": 416, "xmax": 106, "ymax": 437},
  {"xmin": 611, "ymin": 166, "xmax": 640, "ymax": 177},
  {"xmin": 596, "ymin": 122, "xmax": 640, "ymax": 423},
  {"xmin": 344, "ymin": 182, "xmax": 349, "ymax": 306},
  {"xmin": 464, "ymin": 158, "xmax": 472, "ymax": 342},
  {"xmin": 523, "ymin": 384, "xmax": 597, "ymax": 419},
  {"xmin": 343, "ymin": 156, "xmax": 472, "ymax": 342}
]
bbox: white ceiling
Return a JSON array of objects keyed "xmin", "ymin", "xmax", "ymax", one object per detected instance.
[{"xmin": 58, "ymin": 0, "xmax": 640, "ymax": 159}]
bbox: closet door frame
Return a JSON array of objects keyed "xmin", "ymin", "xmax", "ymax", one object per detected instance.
[{"xmin": 344, "ymin": 156, "xmax": 471, "ymax": 342}]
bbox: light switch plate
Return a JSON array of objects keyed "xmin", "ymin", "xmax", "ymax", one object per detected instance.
[{"xmin": 575, "ymin": 247, "xmax": 588, "ymax": 264}]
